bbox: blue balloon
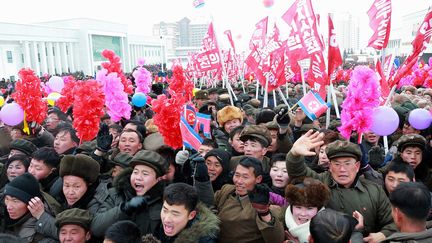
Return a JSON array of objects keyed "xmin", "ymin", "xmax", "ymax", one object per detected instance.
[{"xmin": 132, "ymin": 93, "xmax": 147, "ymax": 107}]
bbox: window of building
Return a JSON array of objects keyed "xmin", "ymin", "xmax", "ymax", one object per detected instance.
[
  {"xmin": 21, "ymin": 53, "xmax": 24, "ymax": 63},
  {"xmin": 6, "ymin": 51, "xmax": 13, "ymax": 63},
  {"xmin": 38, "ymin": 53, "xmax": 41, "ymax": 62}
]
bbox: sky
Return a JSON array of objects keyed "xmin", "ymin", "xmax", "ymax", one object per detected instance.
[{"xmin": 1, "ymin": 0, "xmax": 431, "ymax": 52}]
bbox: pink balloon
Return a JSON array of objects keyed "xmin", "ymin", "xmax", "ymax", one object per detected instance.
[
  {"xmin": 0, "ymin": 103, "xmax": 24, "ymax": 126},
  {"xmin": 371, "ymin": 106, "xmax": 399, "ymax": 136},
  {"xmin": 408, "ymin": 108, "xmax": 432, "ymax": 130},
  {"xmin": 263, "ymin": 0, "xmax": 274, "ymax": 7},
  {"xmin": 48, "ymin": 76, "xmax": 64, "ymax": 92}
]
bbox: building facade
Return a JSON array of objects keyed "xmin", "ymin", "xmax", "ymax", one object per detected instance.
[
  {"xmin": 0, "ymin": 18, "xmax": 165, "ymax": 80},
  {"xmin": 334, "ymin": 12, "xmax": 360, "ymax": 53}
]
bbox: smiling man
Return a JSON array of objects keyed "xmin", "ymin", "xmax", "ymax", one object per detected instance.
[
  {"xmin": 156, "ymin": 183, "xmax": 219, "ymax": 242},
  {"xmin": 118, "ymin": 129, "xmax": 143, "ymax": 156},
  {"xmin": 286, "ymin": 130, "xmax": 397, "ymax": 243}
]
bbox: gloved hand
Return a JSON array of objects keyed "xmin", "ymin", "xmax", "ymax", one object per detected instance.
[
  {"xmin": 275, "ymin": 107, "xmax": 291, "ymax": 127},
  {"xmin": 194, "ymin": 157, "xmax": 209, "ymax": 182},
  {"xmin": 248, "ymin": 183, "xmax": 270, "ymax": 216},
  {"xmin": 96, "ymin": 123, "xmax": 113, "ymax": 153},
  {"xmin": 121, "ymin": 196, "xmax": 149, "ymax": 215},
  {"xmin": 368, "ymin": 146, "xmax": 385, "ymax": 168},
  {"xmin": 175, "ymin": 150, "xmax": 190, "ymax": 165}
]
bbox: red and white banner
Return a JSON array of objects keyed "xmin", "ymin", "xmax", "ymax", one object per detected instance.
[
  {"xmin": 308, "ymin": 52, "xmax": 328, "ymax": 99},
  {"xmin": 376, "ymin": 60, "xmax": 391, "ymax": 104},
  {"xmin": 367, "ymin": 0, "xmax": 392, "ymax": 50},
  {"xmin": 328, "ymin": 14, "xmax": 343, "ymax": 78},
  {"xmin": 249, "ymin": 17, "xmax": 268, "ymax": 50},
  {"xmin": 390, "ymin": 8, "xmax": 432, "ymax": 87},
  {"xmin": 282, "ymin": 0, "xmax": 324, "ymax": 62},
  {"xmin": 195, "ymin": 23, "xmax": 222, "ymax": 78}
]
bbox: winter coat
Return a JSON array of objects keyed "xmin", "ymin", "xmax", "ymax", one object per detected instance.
[
  {"xmin": 156, "ymin": 203, "xmax": 220, "ymax": 243},
  {"xmin": 383, "ymin": 222, "xmax": 432, "ymax": 243},
  {"xmin": 213, "ymin": 184, "xmax": 284, "ymax": 243},
  {"xmin": 35, "ymin": 180, "xmax": 109, "ymax": 240},
  {"xmin": 286, "ymin": 152, "xmax": 397, "ymax": 237},
  {"xmin": 90, "ymin": 168, "xmax": 165, "ymax": 237},
  {"xmin": 0, "ymin": 192, "xmax": 60, "ymax": 243}
]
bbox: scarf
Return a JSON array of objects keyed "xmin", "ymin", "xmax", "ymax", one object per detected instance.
[{"xmin": 284, "ymin": 206, "xmax": 312, "ymax": 243}]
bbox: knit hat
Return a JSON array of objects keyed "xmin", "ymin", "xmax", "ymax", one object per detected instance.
[
  {"xmin": 9, "ymin": 139, "xmax": 37, "ymax": 156},
  {"xmin": 326, "ymin": 140, "xmax": 362, "ymax": 161},
  {"xmin": 59, "ymin": 154, "xmax": 100, "ymax": 184},
  {"xmin": 4, "ymin": 173, "xmax": 41, "ymax": 204},
  {"xmin": 129, "ymin": 150, "xmax": 169, "ymax": 177},
  {"xmin": 55, "ymin": 208, "xmax": 91, "ymax": 230},
  {"xmin": 110, "ymin": 152, "xmax": 132, "ymax": 168},
  {"xmin": 285, "ymin": 177, "xmax": 330, "ymax": 209},
  {"xmin": 397, "ymin": 134, "xmax": 427, "ymax": 152},
  {"xmin": 217, "ymin": 106, "xmax": 243, "ymax": 127},
  {"xmin": 240, "ymin": 125, "xmax": 272, "ymax": 147},
  {"xmin": 205, "ymin": 149, "xmax": 231, "ymax": 170}
]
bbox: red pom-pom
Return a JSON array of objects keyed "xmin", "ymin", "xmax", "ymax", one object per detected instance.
[
  {"xmin": 12, "ymin": 68, "xmax": 47, "ymax": 124},
  {"xmin": 56, "ymin": 76, "xmax": 76, "ymax": 113},
  {"xmin": 72, "ymin": 80, "xmax": 105, "ymax": 141}
]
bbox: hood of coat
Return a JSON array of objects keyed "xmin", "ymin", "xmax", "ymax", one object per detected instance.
[{"xmin": 166, "ymin": 203, "xmax": 220, "ymax": 243}]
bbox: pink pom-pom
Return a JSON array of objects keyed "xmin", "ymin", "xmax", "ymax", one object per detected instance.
[
  {"xmin": 137, "ymin": 58, "xmax": 145, "ymax": 66},
  {"xmin": 338, "ymin": 66, "xmax": 381, "ymax": 139}
]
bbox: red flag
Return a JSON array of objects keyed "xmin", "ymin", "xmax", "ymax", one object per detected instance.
[
  {"xmin": 328, "ymin": 14, "xmax": 343, "ymax": 77},
  {"xmin": 411, "ymin": 8, "xmax": 432, "ymax": 55},
  {"xmin": 376, "ymin": 60, "xmax": 390, "ymax": 104},
  {"xmin": 249, "ymin": 17, "xmax": 268, "ymax": 50},
  {"xmin": 367, "ymin": 0, "xmax": 392, "ymax": 50},
  {"xmin": 308, "ymin": 52, "xmax": 328, "ymax": 99},
  {"xmin": 282, "ymin": 0, "xmax": 324, "ymax": 59},
  {"xmin": 224, "ymin": 30, "xmax": 236, "ymax": 53},
  {"xmin": 390, "ymin": 8, "xmax": 432, "ymax": 87},
  {"xmin": 195, "ymin": 23, "xmax": 222, "ymax": 77}
]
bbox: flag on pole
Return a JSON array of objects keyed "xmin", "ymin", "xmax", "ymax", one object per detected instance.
[
  {"xmin": 297, "ymin": 90, "xmax": 330, "ymax": 120},
  {"xmin": 196, "ymin": 112, "xmax": 212, "ymax": 138},
  {"xmin": 179, "ymin": 116, "xmax": 203, "ymax": 151},
  {"xmin": 328, "ymin": 14, "xmax": 343, "ymax": 77},
  {"xmin": 195, "ymin": 23, "xmax": 222, "ymax": 81},
  {"xmin": 185, "ymin": 104, "xmax": 197, "ymax": 126},
  {"xmin": 367, "ymin": 0, "xmax": 392, "ymax": 50},
  {"xmin": 249, "ymin": 17, "xmax": 268, "ymax": 50},
  {"xmin": 224, "ymin": 30, "xmax": 236, "ymax": 53}
]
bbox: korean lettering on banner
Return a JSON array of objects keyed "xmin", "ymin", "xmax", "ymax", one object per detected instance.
[
  {"xmin": 308, "ymin": 52, "xmax": 327, "ymax": 99},
  {"xmin": 283, "ymin": 0, "xmax": 324, "ymax": 59},
  {"xmin": 196, "ymin": 23, "xmax": 222, "ymax": 72},
  {"xmin": 367, "ymin": 0, "xmax": 392, "ymax": 50}
]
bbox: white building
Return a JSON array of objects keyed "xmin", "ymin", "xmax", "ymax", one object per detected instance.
[
  {"xmin": 386, "ymin": 9, "xmax": 432, "ymax": 57},
  {"xmin": 334, "ymin": 12, "xmax": 360, "ymax": 53},
  {"xmin": 0, "ymin": 18, "xmax": 166, "ymax": 80}
]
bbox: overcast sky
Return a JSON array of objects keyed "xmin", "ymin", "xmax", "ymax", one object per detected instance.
[{"xmin": 1, "ymin": 0, "xmax": 430, "ymax": 51}]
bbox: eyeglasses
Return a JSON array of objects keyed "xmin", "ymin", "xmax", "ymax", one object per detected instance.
[{"xmin": 331, "ymin": 161, "xmax": 357, "ymax": 168}]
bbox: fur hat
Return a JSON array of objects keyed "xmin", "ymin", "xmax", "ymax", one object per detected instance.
[
  {"xmin": 285, "ymin": 177, "xmax": 330, "ymax": 209},
  {"xmin": 145, "ymin": 119, "xmax": 159, "ymax": 134},
  {"xmin": 143, "ymin": 132, "xmax": 165, "ymax": 151},
  {"xmin": 59, "ymin": 154, "xmax": 100, "ymax": 184},
  {"xmin": 397, "ymin": 134, "xmax": 427, "ymax": 152},
  {"xmin": 255, "ymin": 109, "xmax": 276, "ymax": 125},
  {"xmin": 217, "ymin": 105, "xmax": 243, "ymax": 127}
]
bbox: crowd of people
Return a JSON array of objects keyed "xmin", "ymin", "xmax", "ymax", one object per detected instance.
[{"xmin": 0, "ymin": 77, "xmax": 431, "ymax": 243}]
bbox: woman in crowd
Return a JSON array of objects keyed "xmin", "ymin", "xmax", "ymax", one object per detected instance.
[
  {"xmin": 0, "ymin": 154, "xmax": 30, "ymax": 191},
  {"xmin": 284, "ymin": 177, "xmax": 330, "ymax": 243}
]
